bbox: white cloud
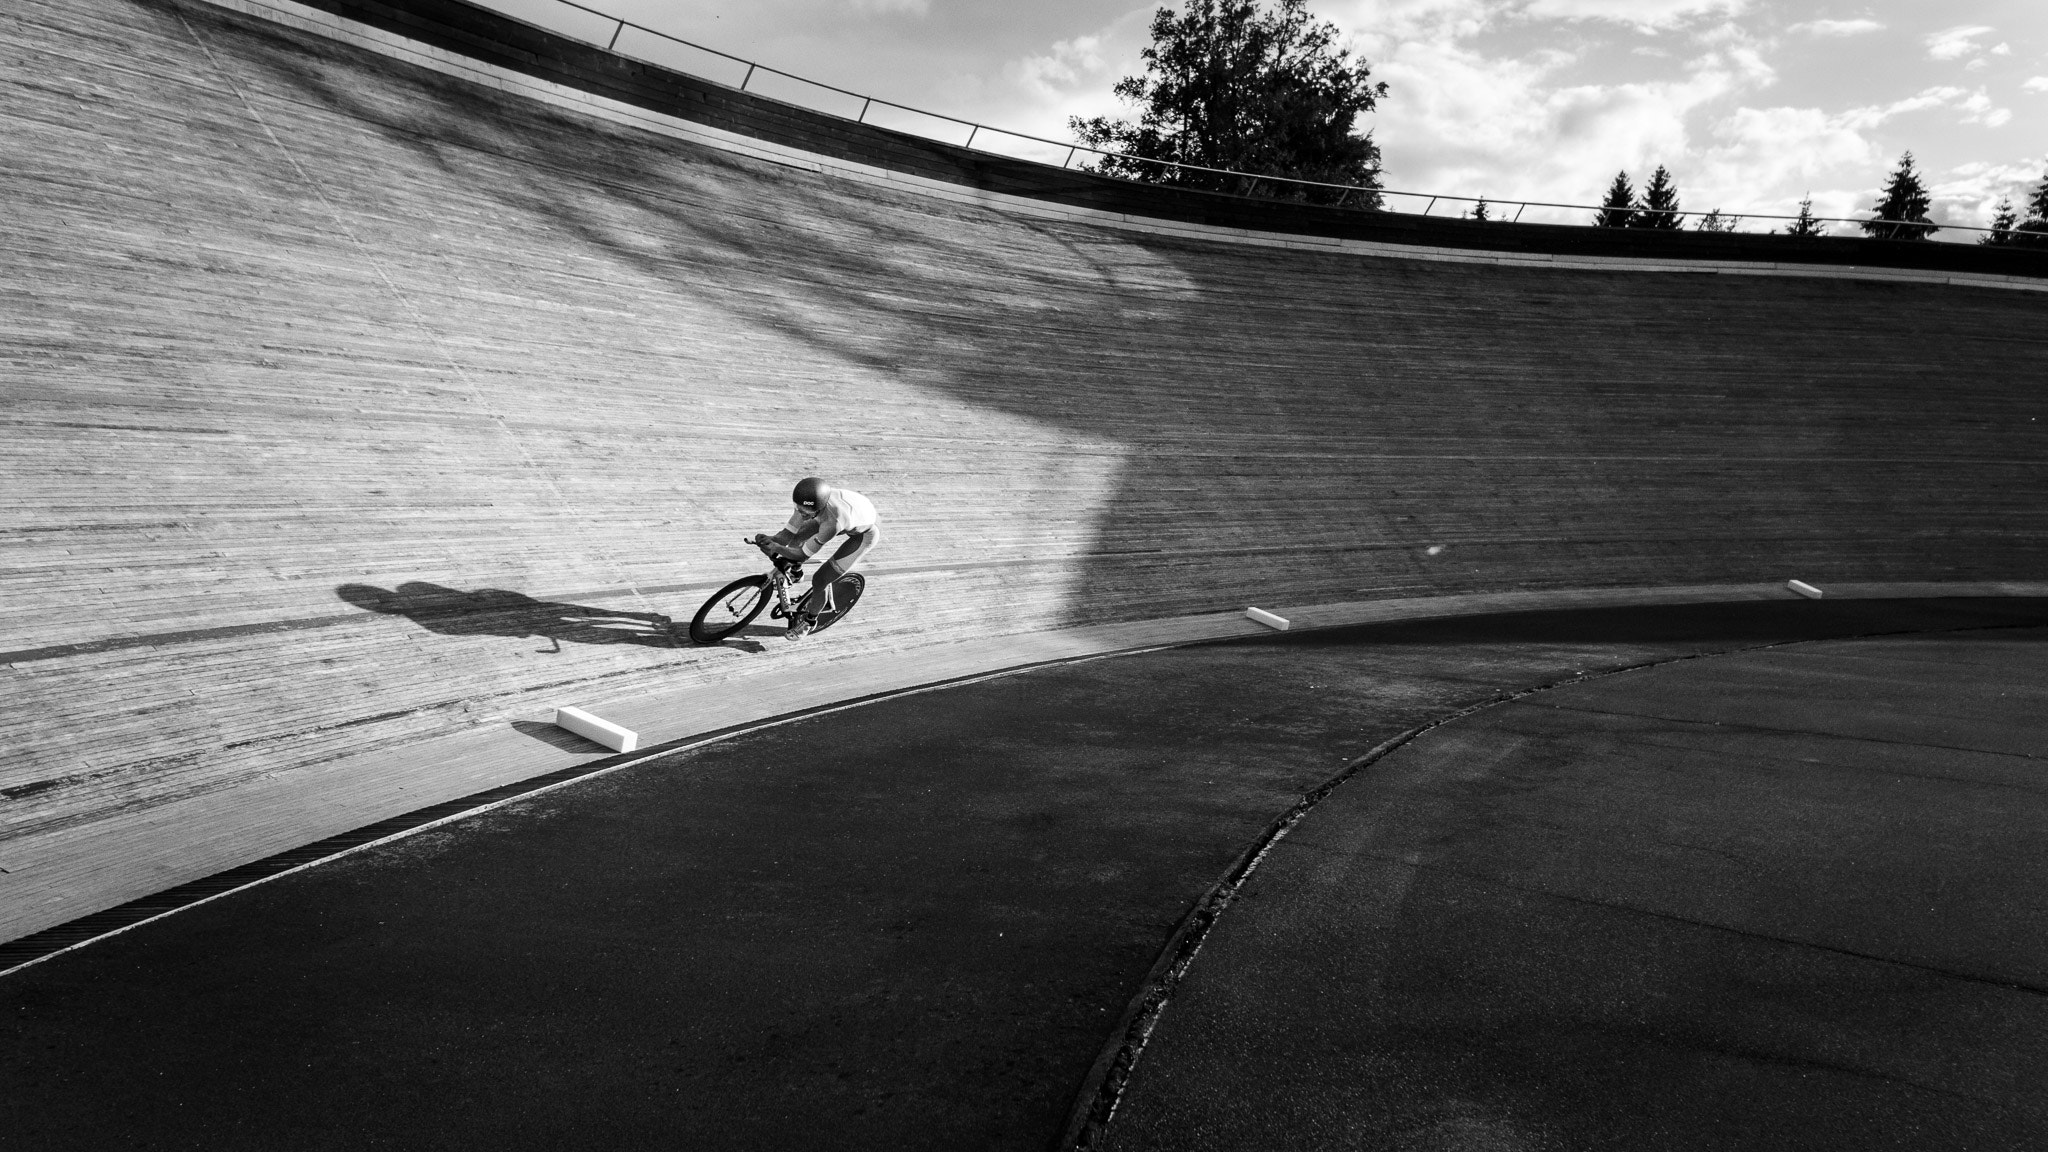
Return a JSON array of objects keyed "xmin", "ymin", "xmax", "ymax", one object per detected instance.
[
  {"xmin": 847, "ymin": 0, "xmax": 928, "ymax": 14},
  {"xmin": 2025, "ymin": 77, "xmax": 2048, "ymax": 94},
  {"xmin": 978, "ymin": 9, "xmax": 1154, "ymax": 152},
  {"xmin": 1692, "ymin": 105, "xmax": 1881, "ymax": 222},
  {"xmin": 1931, "ymin": 159, "xmax": 2048, "ymax": 226},
  {"xmin": 1957, "ymin": 89, "xmax": 2013, "ymax": 127},
  {"xmin": 1789, "ymin": 18, "xmax": 1882, "ymax": 37},
  {"xmin": 1840, "ymin": 86, "xmax": 1964, "ymax": 128},
  {"xmin": 1517, "ymin": 0, "xmax": 1747, "ymax": 33},
  {"xmin": 1926, "ymin": 25, "xmax": 1993, "ymax": 61},
  {"xmin": 1831, "ymin": 86, "xmax": 2010, "ymax": 129}
]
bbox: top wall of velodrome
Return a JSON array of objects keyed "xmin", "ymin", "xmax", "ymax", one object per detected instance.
[{"xmin": 216, "ymin": 0, "xmax": 2047, "ymax": 291}]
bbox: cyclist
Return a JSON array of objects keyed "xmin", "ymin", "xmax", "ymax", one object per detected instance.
[{"xmin": 751, "ymin": 476, "xmax": 879, "ymax": 640}]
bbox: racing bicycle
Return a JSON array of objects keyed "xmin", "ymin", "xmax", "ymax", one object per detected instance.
[{"xmin": 687, "ymin": 538, "xmax": 866, "ymax": 644}]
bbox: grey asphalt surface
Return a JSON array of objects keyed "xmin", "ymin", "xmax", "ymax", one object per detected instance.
[
  {"xmin": 1103, "ymin": 627, "xmax": 2048, "ymax": 1152},
  {"xmin": 3, "ymin": 598, "xmax": 2044, "ymax": 1151}
]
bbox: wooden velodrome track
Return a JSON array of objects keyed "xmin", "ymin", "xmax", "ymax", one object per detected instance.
[{"xmin": 4, "ymin": 0, "xmax": 2046, "ymax": 947}]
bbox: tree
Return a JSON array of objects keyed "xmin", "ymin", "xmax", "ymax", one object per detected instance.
[
  {"xmin": 1694, "ymin": 208, "xmax": 1735, "ymax": 233},
  {"xmin": 1468, "ymin": 197, "xmax": 1492, "ymax": 222},
  {"xmin": 1784, "ymin": 195, "xmax": 1826, "ymax": 238},
  {"xmin": 1860, "ymin": 152, "xmax": 1937, "ymax": 240},
  {"xmin": 1595, "ymin": 171, "xmax": 1635, "ymax": 227},
  {"xmin": 1632, "ymin": 165, "xmax": 1682, "ymax": 229},
  {"xmin": 1069, "ymin": 0, "xmax": 1388, "ymax": 206},
  {"xmin": 2016, "ymin": 169, "xmax": 2048, "ymax": 248},
  {"xmin": 1981, "ymin": 196, "xmax": 2018, "ymax": 245}
]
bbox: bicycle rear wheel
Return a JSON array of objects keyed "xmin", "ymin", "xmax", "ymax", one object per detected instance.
[
  {"xmin": 689, "ymin": 576, "xmax": 771, "ymax": 644},
  {"xmin": 808, "ymin": 573, "xmax": 865, "ymax": 635}
]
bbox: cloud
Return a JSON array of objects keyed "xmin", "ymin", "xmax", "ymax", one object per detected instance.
[
  {"xmin": 1789, "ymin": 18, "xmax": 1882, "ymax": 37},
  {"xmin": 1930, "ymin": 159, "xmax": 2048, "ymax": 226},
  {"xmin": 1956, "ymin": 89, "xmax": 2013, "ymax": 127},
  {"xmin": 1517, "ymin": 0, "xmax": 1748, "ymax": 33},
  {"xmin": 1925, "ymin": 25, "xmax": 1993, "ymax": 61},
  {"xmin": 974, "ymin": 8, "xmax": 1155, "ymax": 153},
  {"xmin": 1696, "ymin": 106, "xmax": 1882, "ymax": 210},
  {"xmin": 1837, "ymin": 85, "xmax": 2001, "ymax": 129},
  {"xmin": 2026, "ymin": 77, "xmax": 2048, "ymax": 94}
]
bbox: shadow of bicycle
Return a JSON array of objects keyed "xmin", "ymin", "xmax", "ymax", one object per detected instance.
[{"xmin": 336, "ymin": 582, "xmax": 679, "ymax": 650}]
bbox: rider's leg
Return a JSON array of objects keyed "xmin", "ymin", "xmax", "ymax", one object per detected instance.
[{"xmin": 800, "ymin": 527, "xmax": 876, "ymax": 618}]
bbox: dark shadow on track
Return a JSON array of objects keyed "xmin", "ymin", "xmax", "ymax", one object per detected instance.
[{"xmin": 336, "ymin": 581, "xmax": 678, "ymax": 649}]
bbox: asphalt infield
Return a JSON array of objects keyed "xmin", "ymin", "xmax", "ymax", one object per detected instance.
[
  {"xmin": 1101, "ymin": 625, "xmax": 2048, "ymax": 1152},
  {"xmin": 3, "ymin": 598, "xmax": 2044, "ymax": 1151}
]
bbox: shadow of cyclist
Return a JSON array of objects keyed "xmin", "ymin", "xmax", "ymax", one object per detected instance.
[{"xmin": 336, "ymin": 582, "xmax": 678, "ymax": 649}]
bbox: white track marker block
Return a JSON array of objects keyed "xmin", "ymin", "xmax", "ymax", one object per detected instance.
[
  {"xmin": 1787, "ymin": 579, "xmax": 1825, "ymax": 600},
  {"xmin": 554, "ymin": 706, "xmax": 640, "ymax": 752},
  {"xmin": 1245, "ymin": 607, "xmax": 1291, "ymax": 631}
]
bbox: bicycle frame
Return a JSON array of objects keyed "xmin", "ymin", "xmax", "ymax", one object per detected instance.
[{"xmin": 754, "ymin": 541, "xmax": 808, "ymax": 620}]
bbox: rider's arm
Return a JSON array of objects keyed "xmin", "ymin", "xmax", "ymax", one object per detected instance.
[{"xmin": 757, "ymin": 509, "xmax": 817, "ymax": 562}]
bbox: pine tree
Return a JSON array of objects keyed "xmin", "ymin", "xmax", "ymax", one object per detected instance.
[
  {"xmin": 1861, "ymin": 152, "xmax": 1937, "ymax": 240},
  {"xmin": 1784, "ymin": 195, "xmax": 1825, "ymax": 238},
  {"xmin": 1981, "ymin": 196, "xmax": 2018, "ymax": 245},
  {"xmin": 1632, "ymin": 165, "xmax": 1682, "ymax": 229},
  {"xmin": 1694, "ymin": 208, "xmax": 1734, "ymax": 233},
  {"xmin": 2016, "ymin": 169, "xmax": 2048, "ymax": 247},
  {"xmin": 1468, "ymin": 197, "xmax": 1491, "ymax": 222},
  {"xmin": 1595, "ymin": 171, "xmax": 1635, "ymax": 228}
]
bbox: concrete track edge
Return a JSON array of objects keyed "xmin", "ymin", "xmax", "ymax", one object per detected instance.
[
  {"xmin": 6, "ymin": 581, "xmax": 2043, "ymax": 963},
  {"xmin": 194, "ymin": 0, "xmax": 2048, "ymax": 294}
]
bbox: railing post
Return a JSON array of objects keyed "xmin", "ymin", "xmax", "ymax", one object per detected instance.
[
  {"xmin": 1064, "ymin": 146, "xmax": 1076, "ymax": 168},
  {"xmin": 1513, "ymin": 203, "xmax": 1526, "ymax": 223},
  {"xmin": 606, "ymin": 19, "xmax": 623, "ymax": 51},
  {"xmin": 741, "ymin": 63, "xmax": 755, "ymax": 91},
  {"xmin": 964, "ymin": 125, "xmax": 979, "ymax": 149},
  {"xmin": 858, "ymin": 97, "xmax": 871, "ymax": 123},
  {"xmin": 1424, "ymin": 197, "xmax": 1436, "ymax": 216}
]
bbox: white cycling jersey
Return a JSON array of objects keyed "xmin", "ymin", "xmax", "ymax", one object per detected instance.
[{"xmin": 784, "ymin": 487, "xmax": 878, "ymax": 557}]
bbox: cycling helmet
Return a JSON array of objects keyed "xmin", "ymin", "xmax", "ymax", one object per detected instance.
[{"xmin": 791, "ymin": 476, "xmax": 828, "ymax": 509}]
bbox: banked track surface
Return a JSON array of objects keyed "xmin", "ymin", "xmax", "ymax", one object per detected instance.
[{"xmin": 4, "ymin": 0, "xmax": 2048, "ymax": 943}]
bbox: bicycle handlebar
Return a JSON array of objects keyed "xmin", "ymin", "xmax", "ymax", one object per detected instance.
[{"xmin": 748, "ymin": 536, "xmax": 805, "ymax": 576}]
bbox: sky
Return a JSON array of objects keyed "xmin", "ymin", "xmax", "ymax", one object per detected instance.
[{"xmin": 478, "ymin": 0, "xmax": 2047, "ymax": 236}]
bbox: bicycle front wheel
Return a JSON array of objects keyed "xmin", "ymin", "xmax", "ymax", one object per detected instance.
[{"xmin": 689, "ymin": 576, "xmax": 771, "ymax": 644}]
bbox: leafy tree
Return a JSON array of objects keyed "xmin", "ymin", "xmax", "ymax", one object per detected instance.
[
  {"xmin": 1694, "ymin": 208, "xmax": 1735, "ymax": 233},
  {"xmin": 1860, "ymin": 152, "xmax": 1937, "ymax": 240},
  {"xmin": 1784, "ymin": 195, "xmax": 1826, "ymax": 238},
  {"xmin": 1632, "ymin": 165, "xmax": 1682, "ymax": 229},
  {"xmin": 1069, "ymin": 0, "xmax": 1388, "ymax": 206},
  {"xmin": 1594, "ymin": 171, "xmax": 1635, "ymax": 227},
  {"xmin": 1981, "ymin": 196, "xmax": 2018, "ymax": 245}
]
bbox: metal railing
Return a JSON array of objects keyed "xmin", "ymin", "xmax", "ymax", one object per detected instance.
[{"xmin": 489, "ymin": 0, "xmax": 2010, "ymax": 240}]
